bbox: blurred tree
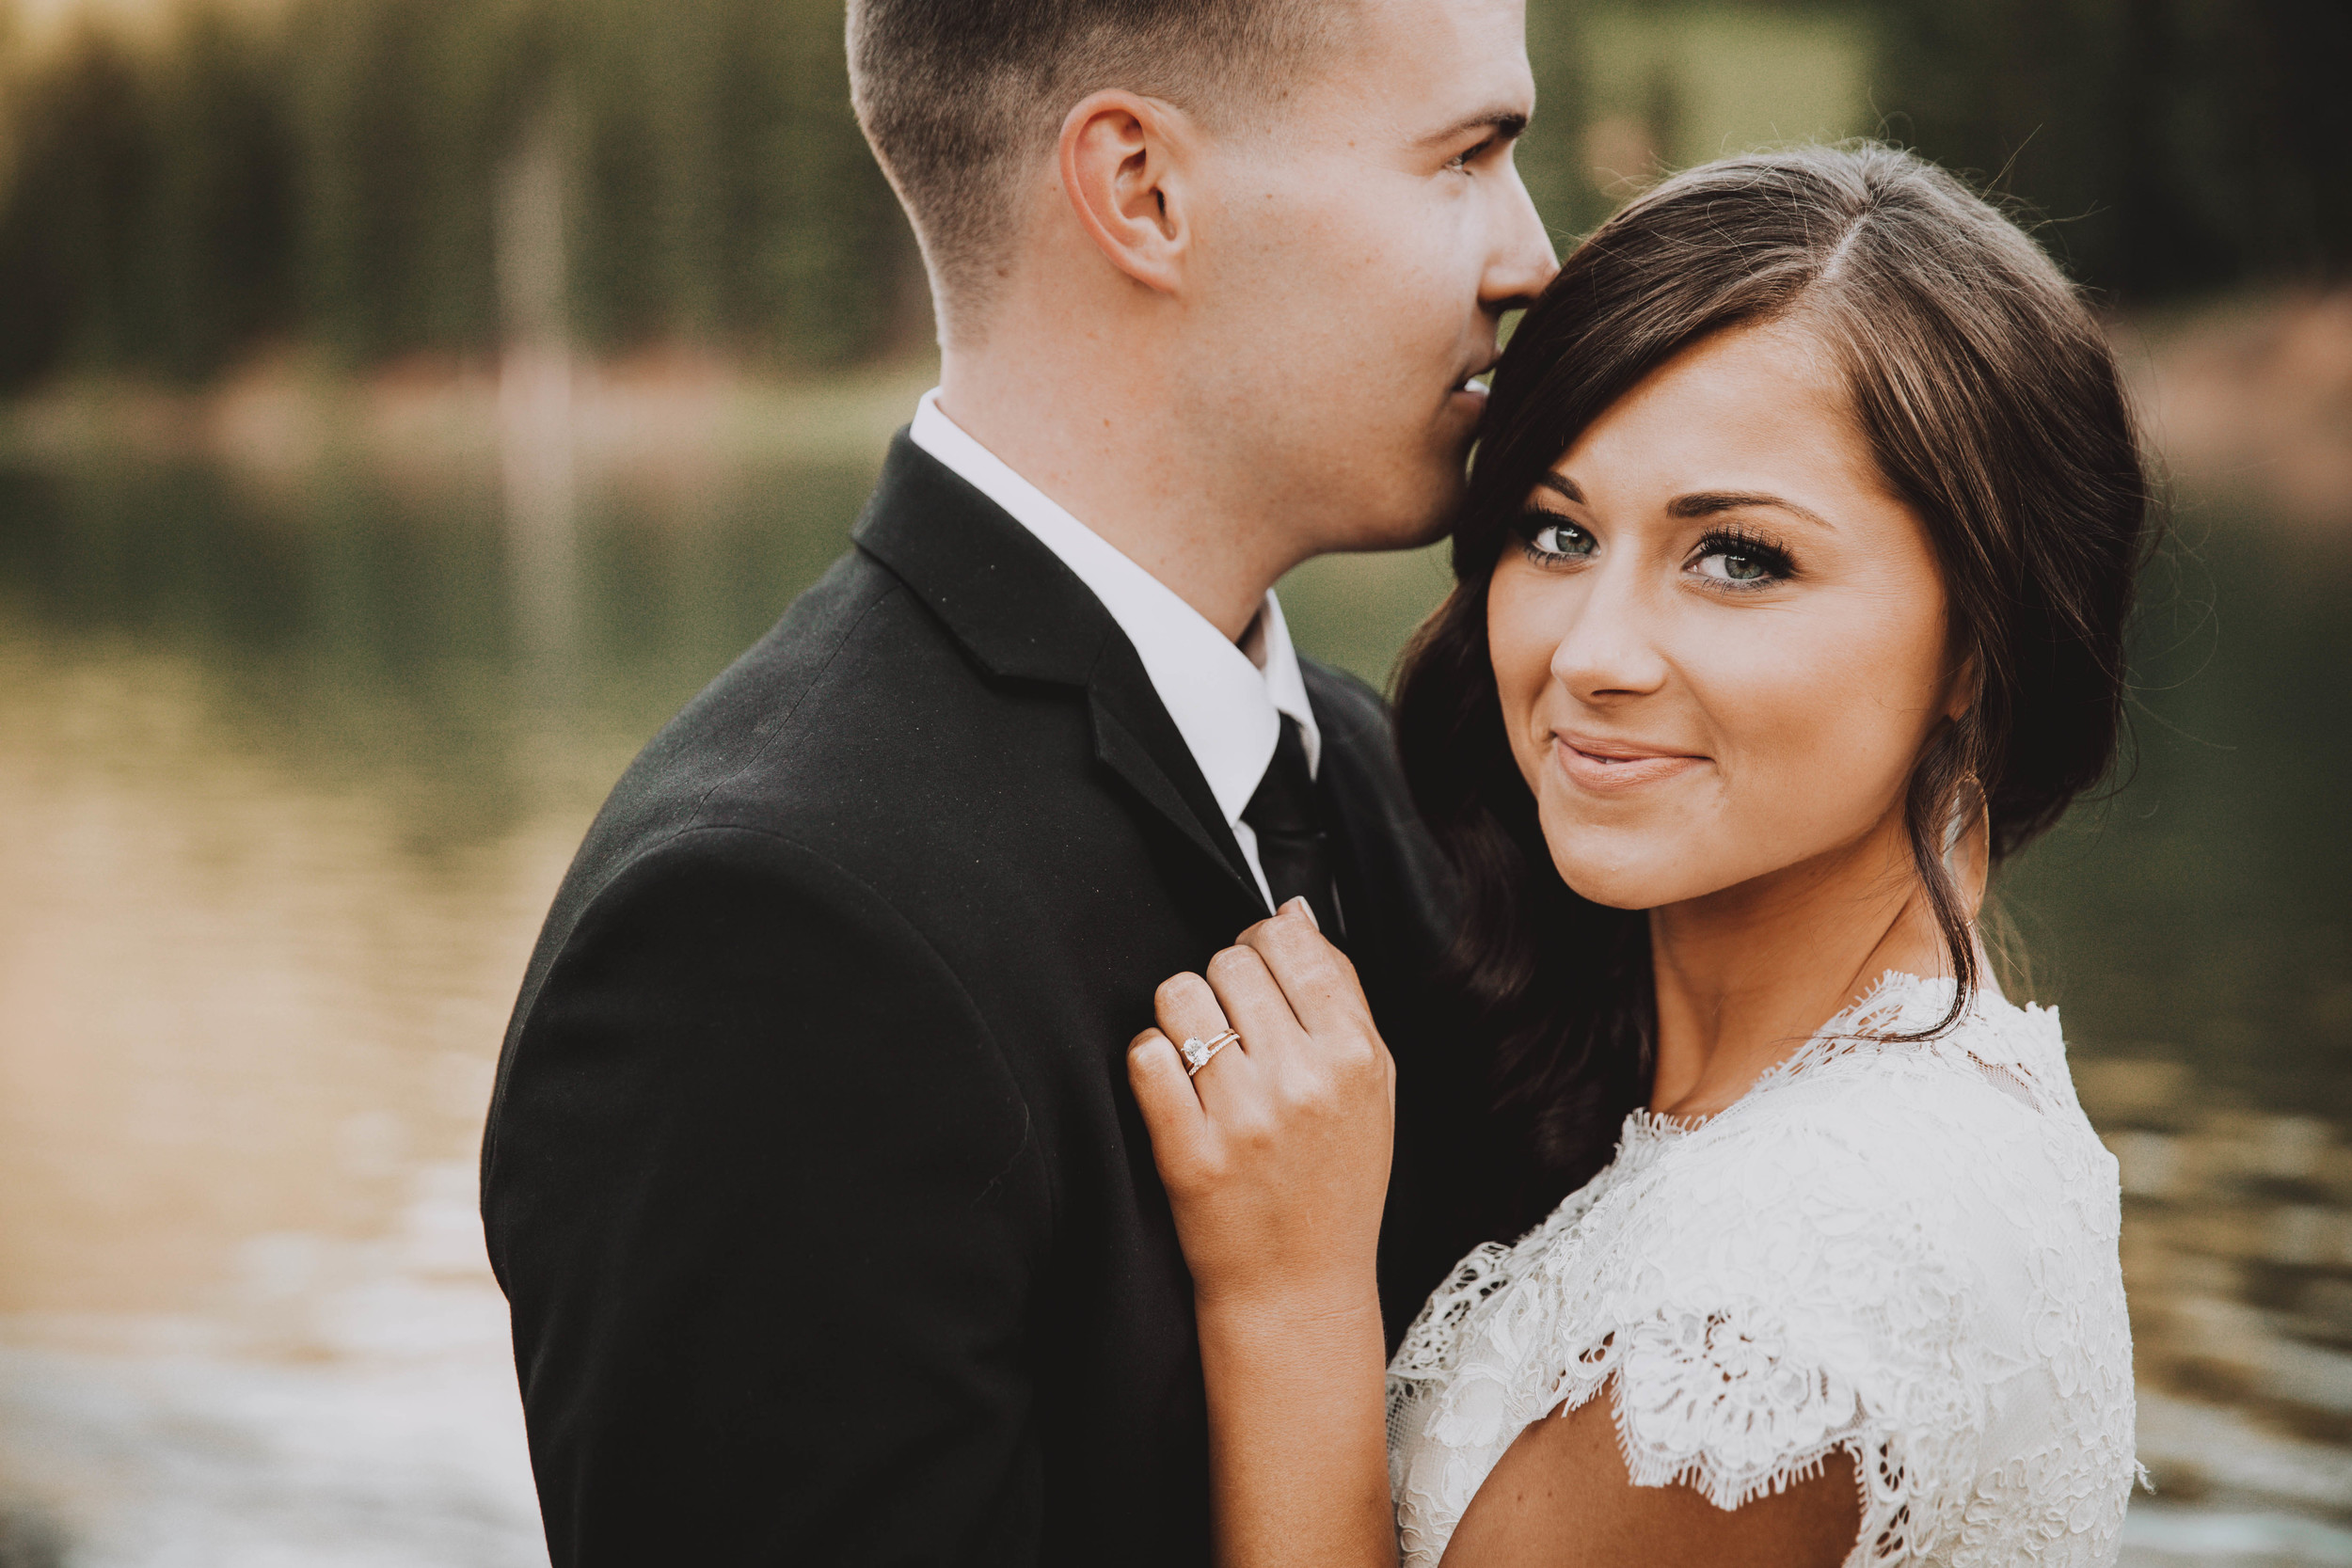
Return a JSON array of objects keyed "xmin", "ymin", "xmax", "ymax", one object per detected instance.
[
  {"xmin": 0, "ymin": 0, "xmax": 914, "ymax": 389},
  {"xmin": 282, "ymin": 0, "xmax": 543, "ymax": 363},
  {"xmin": 0, "ymin": 22, "xmax": 157, "ymax": 384},
  {"xmin": 0, "ymin": 0, "xmax": 2339, "ymax": 393},
  {"xmin": 142, "ymin": 7, "xmax": 298, "ymax": 379},
  {"xmin": 568, "ymin": 0, "xmax": 909, "ymax": 364},
  {"xmin": 1865, "ymin": 0, "xmax": 2350, "ymax": 297},
  {"xmin": 729, "ymin": 0, "xmax": 914, "ymax": 364},
  {"xmin": 1514, "ymin": 1, "xmax": 1600, "ymax": 247}
]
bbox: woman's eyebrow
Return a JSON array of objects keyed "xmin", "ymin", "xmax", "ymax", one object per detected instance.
[
  {"xmin": 1667, "ymin": 491, "xmax": 1835, "ymax": 531},
  {"xmin": 1534, "ymin": 473, "xmax": 1585, "ymax": 504}
]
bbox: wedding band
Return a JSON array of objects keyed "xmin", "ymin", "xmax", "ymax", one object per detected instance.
[{"xmin": 1179, "ymin": 1030, "xmax": 1240, "ymax": 1077}]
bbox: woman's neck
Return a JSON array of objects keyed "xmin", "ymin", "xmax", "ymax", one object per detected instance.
[{"xmin": 1645, "ymin": 811, "xmax": 1955, "ymax": 1122}]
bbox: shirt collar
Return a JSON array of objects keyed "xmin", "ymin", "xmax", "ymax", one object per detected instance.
[{"xmin": 910, "ymin": 388, "xmax": 1320, "ymax": 828}]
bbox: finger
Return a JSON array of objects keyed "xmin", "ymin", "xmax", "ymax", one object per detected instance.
[
  {"xmin": 1154, "ymin": 971, "xmax": 1235, "ymax": 1055},
  {"xmin": 1202, "ymin": 942, "xmax": 1302, "ymax": 1067},
  {"xmin": 1127, "ymin": 1028, "xmax": 1212, "ymax": 1179},
  {"xmin": 1154, "ymin": 971, "xmax": 1248, "ymax": 1094},
  {"xmin": 1238, "ymin": 902, "xmax": 1369, "ymax": 1037}
]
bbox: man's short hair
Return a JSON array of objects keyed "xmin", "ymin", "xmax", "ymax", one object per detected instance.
[{"xmin": 849, "ymin": 0, "xmax": 1342, "ymax": 336}]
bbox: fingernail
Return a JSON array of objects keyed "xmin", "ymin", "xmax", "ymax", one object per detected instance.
[{"xmin": 1284, "ymin": 895, "xmax": 1319, "ymax": 930}]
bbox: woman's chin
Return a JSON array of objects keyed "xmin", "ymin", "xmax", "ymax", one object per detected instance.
[
  {"xmin": 1547, "ymin": 832, "xmax": 1766, "ymax": 911},
  {"xmin": 1548, "ymin": 856, "xmax": 1669, "ymax": 912},
  {"xmin": 1541, "ymin": 815, "xmax": 1698, "ymax": 911}
]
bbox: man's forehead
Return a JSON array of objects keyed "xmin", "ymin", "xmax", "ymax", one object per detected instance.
[{"xmin": 1340, "ymin": 0, "xmax": 1534, "ymax": 130}]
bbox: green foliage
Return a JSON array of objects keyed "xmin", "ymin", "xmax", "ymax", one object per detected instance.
[
  {"xmin": 280, "ymin": 0, "xmax": 528, "ymax": 363},
  {"xmin": 0, "ymin": 0, "xmax": 2341, "ymax": 393},
  {"xmin": 0, "ymin": 0, "xmax": 914, "ymax": 388},
  {"xmin": 3, "ymin": 3, "xmax": 313, "ymax": 383},
  {"xmin": 564, "ymin": 0, "xmax": 907, "ymax": 362},
  {"xmin": 1858, "ymin": 0, "xmax": 2351, "ymax": 296},
  {"xmin": 1524, "ymin": 0, "xmax": 2347, "ymax": 300}
]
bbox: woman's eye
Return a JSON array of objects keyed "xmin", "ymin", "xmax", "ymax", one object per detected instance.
[
  {"xmin": 1690, "ymin": 532, "xmax": 1793, "ymax": 588},
  {"xmin": 1697, "ymin": 551, "xmax": 1770, "ymax": 581},
  {"xmin": 1514, "ymin": 512, "xmax": 1596, "ymax": 563}
]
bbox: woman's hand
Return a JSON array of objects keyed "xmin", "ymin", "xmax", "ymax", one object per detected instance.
[
  {"xmin": 1127, "ymin": 899, "xmax": 1396, "ymax": 1313},
  {"xmin": 1130, "ymin": 900, "xmax": 1402, "ymax": 1568}
]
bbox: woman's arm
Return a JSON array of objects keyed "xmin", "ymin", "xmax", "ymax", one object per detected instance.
[
  {"xmin": 1129, "ymin": 903, "xmax": 1399, "ymax": 1568},
  {"xmin": 1129, "ymin": 904, "xmax": 1862, "ymax": 1568},
  {"xmin": 1444, "ymin": 1398, "xmax": 1859, "ymax": 1568}
]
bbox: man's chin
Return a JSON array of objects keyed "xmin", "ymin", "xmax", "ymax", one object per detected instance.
[
  {"xmin": 1329, "ymin": 489, "xmax": 1461, "ymax": 554},
  {"xmin": 1299, "ymin": 443, "xmax": 1467, "ymax": 554},
  {"xmin": 1411, "ymin": 466, "xmax": 1471, "ymax": 546}
]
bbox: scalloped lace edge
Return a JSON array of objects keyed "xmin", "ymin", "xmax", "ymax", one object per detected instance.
[{"xmin": 1524, "ymin": 1366, "xmax": 1882, "ymax": 1528}]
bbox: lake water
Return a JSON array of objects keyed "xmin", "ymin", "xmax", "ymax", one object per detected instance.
[{"xmin": 0, "ymin": 440, "xmax": 2345, "ymax": 1565}]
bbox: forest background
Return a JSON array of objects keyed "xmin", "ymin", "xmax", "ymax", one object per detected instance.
[{"xmin": 3, "ymin": 0, "xmax": 2345, "ymax": 396}]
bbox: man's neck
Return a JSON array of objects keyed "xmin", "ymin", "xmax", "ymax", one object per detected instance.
[{"xmin": 935, "ymin": 344, "xmax": 1299, "ymax": 643}]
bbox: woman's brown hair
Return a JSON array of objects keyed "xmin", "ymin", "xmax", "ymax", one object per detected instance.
[{"xmin": 1396, "ymin": 144, "xmax": 2152, "ymax": 1226}]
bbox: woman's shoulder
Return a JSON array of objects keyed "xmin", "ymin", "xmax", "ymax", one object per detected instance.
[
  {"xmin": 1704, "ymin": 974, "xmax": 2103, "ymax": 1168},
  {"xmin": 1622, "ymin": 974, "xmax": 2119, "ymax": 1281}
]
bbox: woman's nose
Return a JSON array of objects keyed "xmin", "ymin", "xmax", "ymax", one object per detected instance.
[{"xmin": 1546, "ymin": 580, "xmax": 1669, "ymax": 702}]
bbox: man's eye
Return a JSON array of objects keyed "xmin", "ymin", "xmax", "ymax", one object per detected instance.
[{"xmin": 1449, "ymin": 137, "xmax": 1495, "ymax": 171}]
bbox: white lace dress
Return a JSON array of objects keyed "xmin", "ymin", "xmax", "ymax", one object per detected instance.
[{"xmin": 1386, "ymin": 974, "xmax": 2137, "ymax": 1567}]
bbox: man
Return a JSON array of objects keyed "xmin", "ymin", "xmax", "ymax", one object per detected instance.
[{"xmin": 480, "ymin": 0, "xmax": 1555, "ymax": 1560}]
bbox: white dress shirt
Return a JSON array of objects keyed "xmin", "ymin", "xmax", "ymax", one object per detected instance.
[{"xmin": 910, "ymin": 388, "xmax": 1319, "ymax": 911}]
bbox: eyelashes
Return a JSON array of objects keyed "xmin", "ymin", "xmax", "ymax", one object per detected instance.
[
  {"xmin": 1689, "ymin": 526, "xmax": 1796, "ymax": 588},
  {"xmin": 1506, "ymin": 510, "xmax": 1799, "ymax": 589},
  {"xmin": 1511, "ymin": 508, "xmax": 1595, "ymax": 563}
]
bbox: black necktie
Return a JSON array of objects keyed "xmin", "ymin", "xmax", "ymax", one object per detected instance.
[{"xmin": 1242, "ymin": 715, "xmax": 1345, "ymax": 945}]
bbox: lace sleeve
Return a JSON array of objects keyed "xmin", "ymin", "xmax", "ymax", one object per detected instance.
[
  {"xmin": 1391, "ymin": 985, "xmax": 2135, "ymax": 1568},
  {"xmin": 1397, "ymin": 1106, "xmax": 1992, "ymax": 1563}
]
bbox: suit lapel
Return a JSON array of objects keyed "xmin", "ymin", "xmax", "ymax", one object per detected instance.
[
  {"xmin": 854, "ymin": 433, "xmax": 1267, "ymax": 925},
  {"xmin": 1087, "ymin": 653, "xmax": 1265, "ymax": 911}
]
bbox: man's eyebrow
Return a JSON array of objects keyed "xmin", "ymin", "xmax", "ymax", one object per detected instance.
[
  {"xmin": 1533, "ymin": 472, "xmax": 1584, "ymax": 504},
  {"xmin": 1667, "ymin": 492, "xmax": 1836, "ymax": 531},
  {"xmin": 1422, "ymin": 106, "xmax": 1530, "ymax": 149}
]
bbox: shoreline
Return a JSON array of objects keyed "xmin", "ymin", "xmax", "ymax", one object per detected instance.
[
  {"xmin": 0, "ymin": 346, "xmax": 943, "ymax": 490},
  {"xmin": 3, "ymin": 289, "xmax": 2346, "ymax": 534}
]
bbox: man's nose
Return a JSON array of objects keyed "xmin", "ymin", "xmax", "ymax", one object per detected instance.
[{"xmin": 1482, "ymin": 165, "xmax": 1560, "ymax": 313}]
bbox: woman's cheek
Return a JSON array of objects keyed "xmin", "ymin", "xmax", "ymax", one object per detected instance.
[
  {"xmin": 1688, "ymin": 620, "xmax": 1851, "ymax": 861},
  {"xmin": 1486, "ymin": 575, "xmax": 1556, "ymax": 790},
  {"xmin": 1724, "ymin": 615, "xmax": 1931, "ymax": 861}
]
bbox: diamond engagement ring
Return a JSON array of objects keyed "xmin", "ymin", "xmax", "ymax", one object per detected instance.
[{"xmin": 1179, "ymin": 1030, "xmax": 1240, "ymax": 1077}]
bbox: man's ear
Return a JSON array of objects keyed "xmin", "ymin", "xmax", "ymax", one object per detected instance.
[{"xmin": 1059, "ymin": 90, "xmax": 1190, "ymax": 294}]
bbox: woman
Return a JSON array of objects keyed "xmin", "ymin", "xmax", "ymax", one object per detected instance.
[{"xmin": 1127, "ymin": 145, "xmax": 2147, "ymax": 1567}]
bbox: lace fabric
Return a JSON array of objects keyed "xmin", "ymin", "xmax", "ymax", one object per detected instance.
[{"xmin": 1386, "ymin": 974, "xmax": 2137, "ymax": 1567}]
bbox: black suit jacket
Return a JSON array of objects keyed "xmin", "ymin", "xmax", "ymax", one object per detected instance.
[{"xmin": 482, "ymin": 435, "xmax": 1486, "ymax": 1566}]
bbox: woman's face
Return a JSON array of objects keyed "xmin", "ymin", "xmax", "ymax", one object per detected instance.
[{"xmin": 1487, "ymin": 321, "xmax": 1964, "ymax": 911}]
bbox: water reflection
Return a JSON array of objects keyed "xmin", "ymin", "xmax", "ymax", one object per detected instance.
[
  {"xmin": 0, "ymin": 451, "xmax": 2344, "ymax": 1564},
  {"xmin": 0, "ymin": 626, "xmax": 564, "ymax": 1563}
]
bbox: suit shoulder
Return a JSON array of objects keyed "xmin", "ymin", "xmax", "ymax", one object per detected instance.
[
  {"xmin": 568, "ymin": 551, "xmax": 974, "ymax": 853},
  {"xmin": 515, "ymin": 819, "xmax": 952, "ymax": 1021},
  {"xmin": 580, "ymin": 821, "xmax": 917, "ymax": 942},
  {"xmin": 647, "ymin": 548, "xmax": 929, "ymax": 774}
]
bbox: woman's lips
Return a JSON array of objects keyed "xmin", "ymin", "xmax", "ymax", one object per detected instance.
[{"xmin": 1550, "ymin": 733, "xmax": 1708, "ymax": 791}]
